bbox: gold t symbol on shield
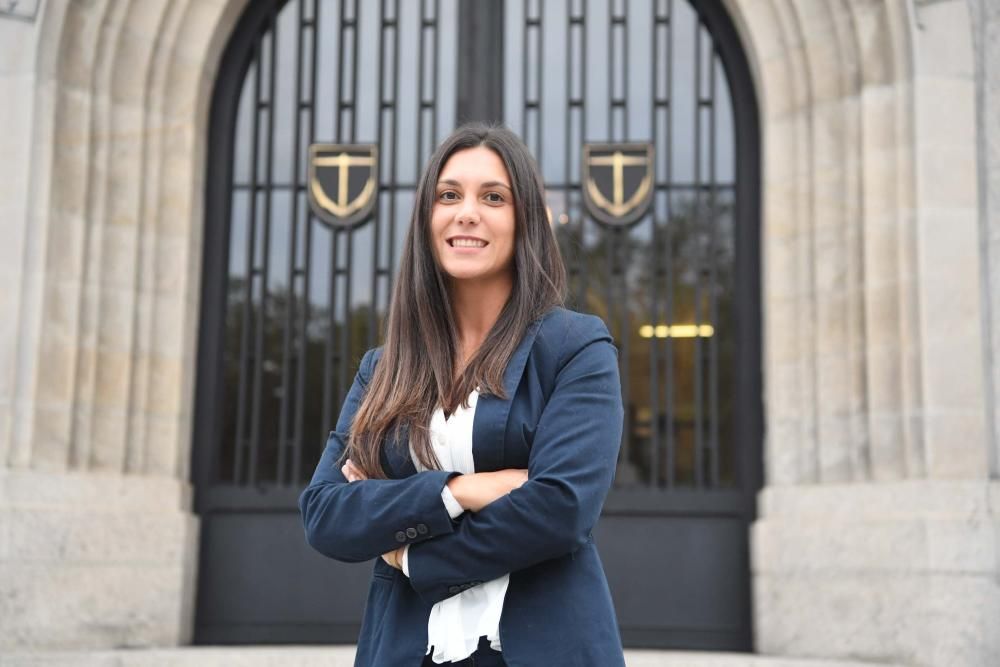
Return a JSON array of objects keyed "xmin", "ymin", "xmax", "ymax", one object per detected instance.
[
  {"xmin": 586, "ymin": 150, "xmax": 652, "ymax": 218},
  {"xmin": 312, "ymin": 151, "xmax": 376, "ymax": 217}
]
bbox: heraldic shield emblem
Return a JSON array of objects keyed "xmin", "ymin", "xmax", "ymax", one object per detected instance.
[
  {"xmin": 308, "ymin": 144, "xmax": 378, "ymax": 228},
  {"xmin": 582, "ymin": 143, "xmax": 654, "ymax": 226}
]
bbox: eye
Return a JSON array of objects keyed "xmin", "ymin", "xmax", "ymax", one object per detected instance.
[
  {"xmin": 438, "ymin": 190, "xmax": 459, "ymax": 202},
  {"xmin": 484, "ymin": 192, "xmax": 505, "ymax": 204}
]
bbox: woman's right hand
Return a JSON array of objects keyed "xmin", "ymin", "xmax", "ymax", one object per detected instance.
[{"xmin": 446, "ymin": 468, "xmax": 528, "ymax": 513}]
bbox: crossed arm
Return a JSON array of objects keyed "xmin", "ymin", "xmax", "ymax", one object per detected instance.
[
  {"xmin": 340, "ymin": 459, "xmax": 529, "ymax": 571},
  {"xmin": 299, "ymin": 316, "xmax": 623, "ymax": 606}
]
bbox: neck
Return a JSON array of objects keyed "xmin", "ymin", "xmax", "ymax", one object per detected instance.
[{"xmin": 447, "ymin": 272, "xmax": 514, "ymax": 366}]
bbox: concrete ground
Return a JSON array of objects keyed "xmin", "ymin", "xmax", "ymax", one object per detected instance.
[{"xmin": 0, "ymin": 647, "xmax": 909, "ymax": 666}]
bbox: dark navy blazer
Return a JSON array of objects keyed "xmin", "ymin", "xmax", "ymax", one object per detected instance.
[{"xmin": 299, "ymin": 306, "xmax": 626, "ymax": 666}]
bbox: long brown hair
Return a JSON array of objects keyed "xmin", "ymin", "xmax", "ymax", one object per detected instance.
[{"xmin": 343, "ymin": 122, "xmax": 566, "ymax": 478}]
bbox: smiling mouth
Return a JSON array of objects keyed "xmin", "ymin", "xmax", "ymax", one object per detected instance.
[{"xmin": 448, "ymin": 239, "xmax": 488, "ymax": 248}]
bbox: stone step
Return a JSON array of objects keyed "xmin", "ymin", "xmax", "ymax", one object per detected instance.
[{"xmin": 0, "ymin": 647, "xmax": 907, "ymax": 666}]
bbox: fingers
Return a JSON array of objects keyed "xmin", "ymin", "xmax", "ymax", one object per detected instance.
[{"xmin": 341, "ymin": 458, "xmax": 368, "ymax": 482}]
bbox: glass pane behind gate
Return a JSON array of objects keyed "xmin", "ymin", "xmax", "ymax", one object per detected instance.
[
  {"xmin": 504, "ymin": 0, "xmax": 738, "ymax": 489},
  {"xmin": 220, "ymin": 0, "xmax": 459, "ymax": 488}
]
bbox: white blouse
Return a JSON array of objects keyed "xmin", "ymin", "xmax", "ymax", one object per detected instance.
[{"xmin": 400, "ymin": 388, "xmax": 510, "ymax": 663}]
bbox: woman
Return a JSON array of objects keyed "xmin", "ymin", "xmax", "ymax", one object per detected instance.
[{"xmin": 299, "ymin": 122, "xmax": 626, "ymax": 666}]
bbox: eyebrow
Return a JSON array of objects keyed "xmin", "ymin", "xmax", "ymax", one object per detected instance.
[{"xmin": 437, "ymin": 178, "xmax": 513, "ymax": 192}]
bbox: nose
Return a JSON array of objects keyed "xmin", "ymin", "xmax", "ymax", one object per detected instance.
[{"xmin": 455, "ymin": 194, "xmax": 480, "ymax": 224}]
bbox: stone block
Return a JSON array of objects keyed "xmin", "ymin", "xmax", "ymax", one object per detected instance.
[
  {"xmin": 923, "ymin": 411, "xmax": 988, "ymax": 478},
  {"xmin": 866, "ymin": 411, "xmax": 906, "ymax": 478},
  {"xmin": 0, "ymin": 561, "xmax": 192, "ymax": 650},
  {"xmin": 913, "ymin": 0, "xmax": 976, "ymax": 80},
  {"xmin": 0, "ymin": 470, "xmax": 198, "ymax": 651},
  {"xmin": 753, "ymin": 514, "xmax": 996, "ymax": 574},
  {"xmin": 0, "ymin": 470, "xmax": 192, "ymax": 511},
  {"xmin": 754, "ymin": 572, "xmax": 999, "ymax": 666},
  {"xmin": 753, "ymin": 481, "xmax": 1000, "ymax": 665},
  {"xmin": 0, "ymin": 508, "xmax": 193, "ymax": 565},
  {"xmin": 765, "ymin": 417, "xmax": 814, "ymax": 487}
]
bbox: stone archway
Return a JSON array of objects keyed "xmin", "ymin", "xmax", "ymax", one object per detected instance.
[
  {"xmin": 1, "ymin": 0, "xmax": 252, "ymax": 649},
  {"xmin": 2, "ymin": 0, "xmax": 993, "ymax": 664},
  {"xmin": 722, "ymin": 1, "xmax": 996, "ymax": 664}
]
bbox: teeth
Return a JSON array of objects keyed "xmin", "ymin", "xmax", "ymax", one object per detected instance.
[{"xmin": 452, "ymin": 239, "xmax": 486, "ymax": 248}]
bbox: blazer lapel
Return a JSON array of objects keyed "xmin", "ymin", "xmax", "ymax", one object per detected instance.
[
  {"xmin": 379, "ymin": 311, "xmax": 548, "ymax": 478},
  {"xmin": 471, "ymin": 314, "xmax": 545, "ymax": 472}
]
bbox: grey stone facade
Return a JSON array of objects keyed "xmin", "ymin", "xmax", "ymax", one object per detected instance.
[{"xmin": 0, "ymin": 0, "xmax": 996, "ymax": 665}]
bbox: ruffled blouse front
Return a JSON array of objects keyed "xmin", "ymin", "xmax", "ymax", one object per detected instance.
[{"xmin": 408, "ymin": 388, "xmax": 510, "ymax": 663}]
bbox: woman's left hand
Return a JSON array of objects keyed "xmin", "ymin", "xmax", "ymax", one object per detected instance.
[
  {"xmin": 341, "ymin": 458, "xmax": 367, "ymax": 482},
  {"xmin": 343, "ymin": 459, "xmax": 406, "ymax": 571},
  {"xmin": 381, "ymin": 546, "xmax": 406, "ymax": 571}
]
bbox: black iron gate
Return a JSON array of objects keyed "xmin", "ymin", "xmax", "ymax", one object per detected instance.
[{"xmin": 193, "ymin": 0, "xmax": 761, "ymax": 649}]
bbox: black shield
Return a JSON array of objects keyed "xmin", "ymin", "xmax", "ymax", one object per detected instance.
[
  {"xmin": 581, "ymin": 143, "xmax": 654, "ymax": 226},
  {"xmin": 308, "ymin": 144, "xmax": 378, "ymax": 228}
]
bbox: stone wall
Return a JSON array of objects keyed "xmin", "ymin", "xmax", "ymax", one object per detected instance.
[
  {"xmin": 724, "ymin": 0, "xmax": 999, "ymax": 664},
  {"xmin": 0, "ymin": 0, "xmax": 249, "ymax": 651},
  {"xmin": 0, "ymin": 0, "xmax": 996, "ymax": 664}
]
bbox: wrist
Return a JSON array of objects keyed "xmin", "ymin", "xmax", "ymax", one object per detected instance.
[{"xmin": 446, "ymin": 474, "xmax": 469, "ymax": 511}]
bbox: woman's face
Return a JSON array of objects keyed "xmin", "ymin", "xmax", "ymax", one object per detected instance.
[{"xmin": 430, "ymin": 146, "xmax": 516, "ymax": 286}]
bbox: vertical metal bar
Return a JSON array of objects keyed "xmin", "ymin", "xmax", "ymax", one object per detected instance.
[
  {"xmin": 535, "ymin": 0, "xmax": 543, "ymax": 162},
  {"xmin": 565, "ymin": 5, "xmax": 575, "ymax": 190},
  {"xmin": 578, "ymin": 2, "xmax": 588, "ymax": 313},
  {"xmin": 621, "ymin": 0, "xmax": 629, "ymax": 141},
  {"xmin": 664, "ymin": 0, "xmax": 675, "ymax": 488},
  {"xmin": 621, "ymin": 0, "xmax": 632, "ymax": 484},
  {"xmin": 692, "ymin": 18, "xmax": 704, "ymax": 488},
  {"xmin": 649, "ymin": 0, "xmax": 661, "ymax": 486},
  {"xmin": 456, "ymin": 0, "xmax": 503, "ymax": 123},
  {"xmin": 322, "ymin": 0, "xmax": 347, "ymax": 437},
  {"xmin": 349, "ymin": 0, "xmax": 359, "ymax": 143},
  {"xmin": 432, "ymin": 0, "xmax": 440, "ymax": 144},
  {"xmin": 708, "ymin": 46, "xmax": 720, "ymax": 487},
  {"xmin": 341, "ymin": 0, "xmax": 359, "ymax": 402},
  {"xmin": 248, "ymin": 9, "xmax": 279, "ymax": 486},
  {"xmin": 607, "ymin": 0, "xmax": 613, "ymax": 142},
  {"xmin": 387, "ymin": 0, "xmax": 401, "ymax": 315},
  {"xmin": 521, "ymin": 0, "xmax": 528, "ymax": 140},
  {"xmin": 371, "ymin": 0, "xmax": 387, "ymax": 352},
  {"xmin": 278, "ymin": 0, "xmax": 307, "ymax": 486},
  {"xmin": 565, "ymin": 3, "xmax": 579, "ymax": 310},
  {"xmin": 335, "ymin": 0, "xmax": 346, "ymax": 142},
  {"xmin": 604, "ymin": 0, "xmax": 613, "ymax": 321},
  {"xmin": 233, "ymin": 35, "xmax": 263, "ymax": 486},
  {"xmin": 605, "ymin": 2, "xmax": 627, "ymax": 475},
  {"xmin": 295, "ymin": 0, "xmax": 320, "ymax": 479},
  {"xmin": 416, "ymin": 0, "xmax": 426, "ymax": 173}
]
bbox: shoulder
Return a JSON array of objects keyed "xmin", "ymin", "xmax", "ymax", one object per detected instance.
[
  {"xmin": 358, "ymin": 346, "xmax": 385, "ymax": 386},
  {"xmin": 534, "ymin": 306, "xmax": 616, "ymax": 368}
]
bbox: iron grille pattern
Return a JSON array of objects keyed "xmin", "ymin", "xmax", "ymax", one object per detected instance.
[
  {"xmin": 506, "ymin": 0, "xmax": 738, "ymax": 489},
  {"xmin": 219, "ymin": 0, "xmax": 458, "ymax": 488}
]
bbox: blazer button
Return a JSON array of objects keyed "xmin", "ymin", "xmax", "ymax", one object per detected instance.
[
  {"xmin": 416, "ymin": 523, "xmax": 428, "ymax": 535},
  {"xmin": 448, "ymin": 585, "xmax": 460, "ymax": 594},
  {"xmin": 395, "ymin": 531, "xmax": 407, "ymax": 543},
  {"xmin": 406, "ymin": 527, "xmax": 418, "ymax": 539}
]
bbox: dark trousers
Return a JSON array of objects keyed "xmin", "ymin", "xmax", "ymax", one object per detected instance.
[{"xmin": 420, "ymin": 635, "xmax": 507, "ymax": 666}]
